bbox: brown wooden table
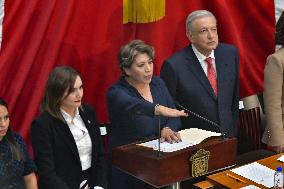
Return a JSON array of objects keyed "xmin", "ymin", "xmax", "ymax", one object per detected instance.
[{"xmin": 194, "ymin": 153, "xmax": 284, "ymax": 189}]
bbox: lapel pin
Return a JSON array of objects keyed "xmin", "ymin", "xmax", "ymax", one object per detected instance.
[{"xmin": 88, "ymin": 120, "xmax": 91, "ymax": 124}]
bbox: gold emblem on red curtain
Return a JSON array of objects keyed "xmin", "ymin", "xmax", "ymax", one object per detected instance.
[{"xmin": 123, "ymin": 0, "xmax": 165, "ymax": 24}]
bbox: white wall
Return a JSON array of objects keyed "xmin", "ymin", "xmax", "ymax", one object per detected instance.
[{"xmin": 275, "ymin": 0, "xmax": 284, "ymax": 21}]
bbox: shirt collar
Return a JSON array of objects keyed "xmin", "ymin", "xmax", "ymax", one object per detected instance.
[
  {"xmin": 192, "ymin": 44, "xmax": 215, "ymax": 62},
  {"xmin": 61, "ymin": 108, "xmax": 80, "ymax": 124}
]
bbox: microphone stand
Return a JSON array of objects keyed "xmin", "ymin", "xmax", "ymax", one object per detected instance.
[
  {"xmin": 175, "ymin": 102, "xmax": 226, "ymax": 139},
  {"xmin": 157, "ymin": 115, "xmax": 161, "ymax": 157}
]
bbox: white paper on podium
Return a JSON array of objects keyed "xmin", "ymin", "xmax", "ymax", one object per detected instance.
[
  {"xmin": 138, "ymin": 139, "xmax": 195, "ymax": 152},
  {"xmin": 240, "ymin": 185, "xmax": 261, "ymax": 189},
  {"xmin": 231, "ymin": 162, "xmax": 275, "ymax": 188},
  {"xmin": 138, "ymin": 128, "xmax": 221, "ymax": 152},
  {"xmin": 277, "ymin": 155, "xmax": 284, "ymax": 162},
  {"xmin": 179, "ymin": 128, "xmax": 221, "ymax": 144}
]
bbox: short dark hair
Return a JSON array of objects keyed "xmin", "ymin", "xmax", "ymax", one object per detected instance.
[
  {"xmin": 0, "ymin": 98, "xmax": 23, "ymax": 160},
  {"xmin": 118, "ymin": 40, "xmax": 154, "ymax": 76},
  {"xmin": 41, "ymin": 66, "xmax": 81, "ymax": 121}
]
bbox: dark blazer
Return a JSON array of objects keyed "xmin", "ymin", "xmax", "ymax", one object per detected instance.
[
  {"xmin": 31, "ymin": 104, "xmax": 108, "ymax": 189},
  {"xmin": 107, "ymin": 76, "xmax": 182, "ymax": 189},
  {"xmin": 160, "ymin": 43, "xmax": 239, "ymax": 136},
  {"xmin": 107, "ymin": 76, "xmax": 181, "ymax": 148}
]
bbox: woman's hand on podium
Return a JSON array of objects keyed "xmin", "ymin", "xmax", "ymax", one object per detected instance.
[{"xmin": 161, "ymin": 127, "xmax": 181, "ymax": 143}]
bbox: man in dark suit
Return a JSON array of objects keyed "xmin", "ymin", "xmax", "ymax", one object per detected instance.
[{"xmin": 161, "ymin": 10, "xmax": 239, "ymax": 136}]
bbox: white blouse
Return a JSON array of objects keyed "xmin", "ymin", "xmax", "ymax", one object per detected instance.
[{"xmin": 61, "ymin": 108, "xmax": 92, "ymax": 171}]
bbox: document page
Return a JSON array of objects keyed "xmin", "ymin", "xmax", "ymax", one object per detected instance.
[
  {"xmin": 277, "ymin": 155, "xmax": 284, "ymax": 162},
  {"xmin": 240, "ymin": 185, "xmax": 261, "ymax": 189},
  {"xmin": 138, "ymin": 139, "xmax": 195, "ymax": 152},
  {"xmin": 179, "ymin": 128, "xmax": 221, "ymax": 144},
  {"xmin": 138, "ymin": 128, "xmax": 221, "ymax": 152},
  {"xmin": 231, "ymin": 162, "xmax": 274, "ymax": 188}
]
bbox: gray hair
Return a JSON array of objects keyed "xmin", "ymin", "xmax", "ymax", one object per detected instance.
[
  {"xmin": 118, "ymin": 40, "xmax": 154, "ymax": 76},
  {"xmin": 186, "ymin": 10, "xmax": 216, "ymax": 32}
]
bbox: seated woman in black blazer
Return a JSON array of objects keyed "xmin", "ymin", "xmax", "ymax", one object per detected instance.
[{"xmin": 31, "ymin": 66, "xmax": 107, "ymax": 189}]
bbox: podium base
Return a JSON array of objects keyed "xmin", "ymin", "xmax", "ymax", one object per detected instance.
[{"xmin": 167, "ymin": 182, "xmax": 180, "ymax": 189}]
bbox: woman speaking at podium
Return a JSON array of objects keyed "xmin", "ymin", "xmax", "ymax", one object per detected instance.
[{"xmin": 107, "ymin": 40, "xmax": 188, "ymax": 189}]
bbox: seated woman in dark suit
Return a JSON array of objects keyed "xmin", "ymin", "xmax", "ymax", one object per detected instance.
[
  {"xmin": 107, "ymin": 40, "xmax": 188, "ymax": 189},
  {"xmin": 31, "ymin": 66, "xmax": 107, "ymax": 189},
  {"xmin": 0, "ymin": 98, "xmax": 37, "ymax": 189}
]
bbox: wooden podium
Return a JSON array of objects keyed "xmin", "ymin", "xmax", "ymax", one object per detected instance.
[{"xmin": 112, "ymin": 137, "xmax": 237, "ymax": 188}]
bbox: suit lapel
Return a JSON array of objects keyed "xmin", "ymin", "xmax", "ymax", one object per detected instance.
[
  {"xmin": 215, "ymin": 47, "xmax": 228, "ymax": 101},
  {"xmin": 79, "ymin": 107, "xmax": 97, "ymax": 155},
  {"xmin": 185, "ymin": 46, "xmax": 217, "ymax": 100},
  {"xmin": 80, "ymin": 108, "xmax": 95, "ymax": 137},
  {"xmin": 53, "ymin": 118, "xmax": 81, "ymax": 163}
]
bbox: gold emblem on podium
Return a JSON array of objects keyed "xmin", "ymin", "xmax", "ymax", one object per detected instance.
[{"xmin": 190, "ymin": 149, "xmax": 210, "ymax": 177}]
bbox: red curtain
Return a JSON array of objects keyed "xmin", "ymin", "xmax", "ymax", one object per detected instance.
[{"xmin": 0, "ymin": 0, "xmax": 275, "ymax": 145}]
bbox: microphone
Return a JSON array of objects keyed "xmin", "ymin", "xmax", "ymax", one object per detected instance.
[{"xmin": 175, "ymin": 102, "xmax": 226, "ymax": 138}]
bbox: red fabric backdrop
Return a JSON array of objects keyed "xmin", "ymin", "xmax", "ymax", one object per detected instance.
[{"xmin": 0, "ymin": 0, "xmax": 275, "ymax": 145}]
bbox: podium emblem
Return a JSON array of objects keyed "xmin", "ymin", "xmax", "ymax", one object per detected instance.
[{"xmin": 189, "ymin": 149, "xmax": 210, "ymax": 177}]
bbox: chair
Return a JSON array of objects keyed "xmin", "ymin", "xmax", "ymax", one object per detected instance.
[
  {"xmin": 238, "ymin": 107, "xmax": 263, "ymax": 151},
  {"xmin": 238, "ymin": 94, "xmax": 267, "ymax": 153},
  {"xmin": 236, "ymin": 94, "xmax": 274, "ymax": 165}
]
